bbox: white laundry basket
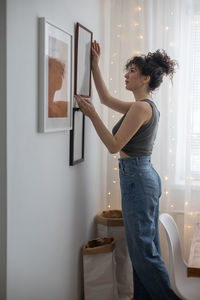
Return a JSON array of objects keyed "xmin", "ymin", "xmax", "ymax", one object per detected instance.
[
  {"xmin": 96, "ymin": 210, "xmax": 133, "ymax": 300},
  {"xmin": 83, "ymin": 237, "xmax": 118, "ymax": 300}
]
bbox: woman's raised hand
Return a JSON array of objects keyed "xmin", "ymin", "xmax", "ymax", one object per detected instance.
[
  {"xmin": 91, "ymin": 40, "xmax": 100, "ymax": 68},
  {"xmin": 74, "ymin": 95, "xmax": 97, "ymax": 119}
]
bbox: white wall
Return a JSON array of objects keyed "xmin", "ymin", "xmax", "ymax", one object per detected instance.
[
  {"xmin": 0, "ymin": 0, "xmax": 7, "ymax": 299},
  {"xmin": 6, "ymin": 1, "xmax": 106, "ymax": 299}
]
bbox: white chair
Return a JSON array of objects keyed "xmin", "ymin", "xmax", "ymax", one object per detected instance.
[{"xmin": 159, "ymin": 213, "xmax": 200, "ymax": 300}]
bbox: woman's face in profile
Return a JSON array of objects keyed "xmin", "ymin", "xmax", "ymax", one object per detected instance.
[{"xmin": 124, "ymin": 64, "xmax": 146, "ymax": 92}]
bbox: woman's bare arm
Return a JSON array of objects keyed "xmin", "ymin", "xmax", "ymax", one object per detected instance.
[
  {"xmin": 75, "ymin": 96, "xmax": 149, "ymax": 154},
  {"xmin": 92, "ymin": 41, "xmax": 132, "ymax": 114}
]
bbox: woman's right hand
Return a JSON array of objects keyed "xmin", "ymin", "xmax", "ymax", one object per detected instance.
[{"xmin": 91, "ymin": 40, "xmax": 100, "ymax": 69}]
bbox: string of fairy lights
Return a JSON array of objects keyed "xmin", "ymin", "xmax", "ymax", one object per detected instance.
[{"xmin": 105, "ymin": 2, "xmax": 200, "ymax": 234}]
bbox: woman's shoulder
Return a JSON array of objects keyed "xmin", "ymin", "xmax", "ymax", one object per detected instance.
[
  {"xmin": 129, "ymin": 100, "xmax": 152, "ymax": 114},
  {"xmin": 128, "ymin": 100, "xmax": 153, "ymax": 125}
]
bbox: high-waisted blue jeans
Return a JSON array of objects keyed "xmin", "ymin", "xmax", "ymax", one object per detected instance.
[{"xmin": 118, "ymin": 156, "xmax": 181, "ymax": 300}]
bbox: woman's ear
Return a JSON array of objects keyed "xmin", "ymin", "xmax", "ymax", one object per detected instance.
[{"xmin": 143, "ymin": 75, "xmax": 151, "ymax": 84}]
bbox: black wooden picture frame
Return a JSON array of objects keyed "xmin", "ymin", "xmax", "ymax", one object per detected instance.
[
  {"xmin": 69, "ymin": 108, "xmax": 85, "ymax": 165},
  {"xmin": 74, "ymin": 22, "xmax": 93, "ymax": 99}
]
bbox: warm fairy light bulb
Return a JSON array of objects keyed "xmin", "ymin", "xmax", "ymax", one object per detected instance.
[
  {"xmin": 117, "ymin": 24, "xmax": 123, "ymax": 28},
  {"xmin": 185, "ymin": 201, "xmax": 189, "ymax": 206},
  {"xmin": 113, "ymin": 167, "xmax": 118, "ymax": 170},
  {"xmin": 135, "ymin": 6, "xmax": 142, "ymax": 12},
  {"xmin": 134, "ymin": 22, "xmax": 139, "ymax": 27},
  {"xmin": 165, "ymin": 190, "xmax": 169, "ymax": 195},
  {"xmin": 112, "ymin": 115, "xmax": 115, "ymax": 118},
  {"xmin": 170, "ymin": 205, "xmax": 174, "ymax": 208},
  {"xmin": 135, "ymin": 50, "xmax": 141, "ymax": 55},
  {"xmin": 186, "ymin": 176, "xmax": 195, "ymax": 181},
  {"xmin": 113, "ymin": 180, "xmax": 117, "ymax": 184},
  {"xmin": 113, "ymin": 155, "xmax": 117, "ymax": 158},
  {"xmin": 169, "ymin": 148, "xmax": 173, "ymax": 153},
  {"xmin": 184, "ymin": 225, "xmax": 192, "ymax": 229},
  {"xmin": 108, "ymin": 192, "xmax": 111, "ymax": 196},
  {"xmin": 107, "ymin": 204, "xmax": 111, "ymax": 209},
  {"xmin": 110, "ymin": 78, "xmax": 113, "ymax": 81},
  {"xmin": 138, "ymin": 35, "xmax": 143, "ymax": 39},
  {"xmin": 164, "ymin": 176, "xmax": 168, "ymax": 181},
  {"xmin": 165, "ymin": 26, "xmax": 169, "ymax": 30}
]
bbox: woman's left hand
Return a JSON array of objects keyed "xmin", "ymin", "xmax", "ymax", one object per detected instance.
[{"xmin": 74, "ymin": 95, "xmax": 97, "ymax": 119}]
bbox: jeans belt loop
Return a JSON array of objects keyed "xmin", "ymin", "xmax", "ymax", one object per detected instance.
[
  {"xmin": 122, "ymin": 160, "xmax": 125, "ymax": 172},
  {"xmin": 122, "ymin": 160, "xmax": 126, "ymax": 172},
  {"xmin": 119, "ymin": 160, "xmax": 123, "ymax": 172}
]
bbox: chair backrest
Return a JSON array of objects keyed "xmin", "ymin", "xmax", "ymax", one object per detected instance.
[{"xmin": 159, "ymin": 213, "xmax": 186, "ymax": 293}]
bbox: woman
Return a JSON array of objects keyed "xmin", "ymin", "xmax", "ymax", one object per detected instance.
[{"xmin": 75, "ymin": 41, "xmax": 181, "ymax": 300}]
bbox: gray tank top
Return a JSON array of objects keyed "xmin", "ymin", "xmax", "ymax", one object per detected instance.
[{"xmin": 112, "ymin": 99, "xmax": 160, "ymax": 157}]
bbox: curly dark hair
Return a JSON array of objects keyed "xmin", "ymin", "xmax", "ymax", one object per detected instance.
[{"xmin": 125, "ymin": 49, "xmax": 179, "ymax": 92}]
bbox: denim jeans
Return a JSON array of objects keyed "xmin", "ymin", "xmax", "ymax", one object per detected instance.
[{"xmin": 118, "ymin": 156, "xmax": 181, "ymax": 300}]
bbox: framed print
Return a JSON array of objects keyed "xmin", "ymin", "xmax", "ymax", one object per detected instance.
[
  {"xmin": 38, "ymin": 17, "xmax": 73, "ymax": 132},
  {"xmin": 69, "ymin": 108, "xmax": 85, "ymax": 166},
  {"xmin": 74, "ymin": 22, "xmax": 93, "ymax": 100}
]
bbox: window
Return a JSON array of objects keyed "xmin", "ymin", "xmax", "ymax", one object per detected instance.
[{"xmin": 191, "ymin": 15, "xmax": 200, "ymax": 179}]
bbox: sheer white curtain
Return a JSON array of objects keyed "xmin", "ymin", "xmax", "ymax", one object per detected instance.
[{"xmin": 104, "ymin": 0, "xmax": 200, "ymax": 261}]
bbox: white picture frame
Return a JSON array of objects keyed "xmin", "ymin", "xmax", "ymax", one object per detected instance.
[{"xmin": 38, "ymin": 17, "xmax": 73, "ymax": 132}]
